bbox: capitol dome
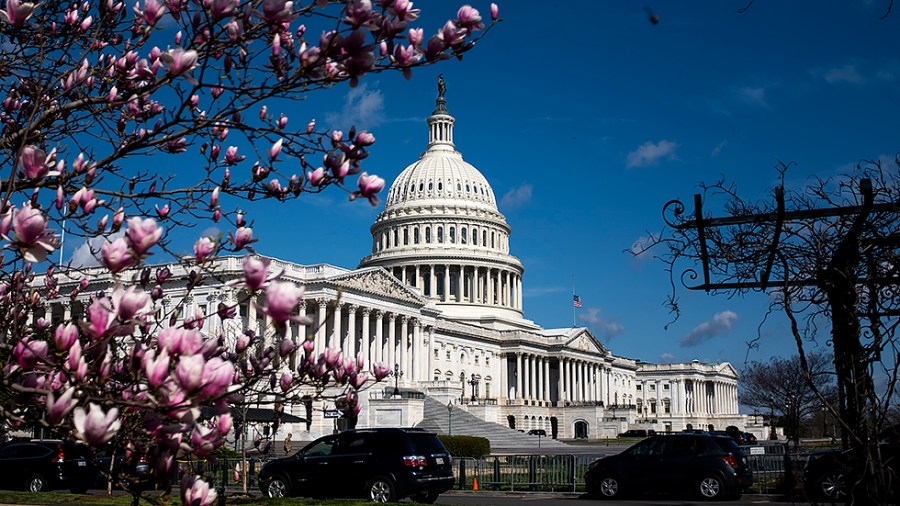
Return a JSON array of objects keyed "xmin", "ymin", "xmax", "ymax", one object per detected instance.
[{"xmin": 359, "ymin": 76, "xmax": 529, "ymax": 328}]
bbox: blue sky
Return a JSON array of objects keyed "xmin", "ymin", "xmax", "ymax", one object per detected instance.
[{"xmin": 65, "ymin": 2, "xmax": 900, "ymax": 373}]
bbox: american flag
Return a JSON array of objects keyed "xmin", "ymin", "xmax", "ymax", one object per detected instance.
[{"xmin": 573, "ymin": 295, "xmax": 583, "ymax": 308}]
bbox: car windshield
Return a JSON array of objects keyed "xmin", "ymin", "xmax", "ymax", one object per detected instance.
[
  {"xmin": 404, "ymin": 434, "xmax": 446, "ymax": 454},
  {"xmin": 714, "ymin": 437, "xmax": 741, "ymax": 453}
]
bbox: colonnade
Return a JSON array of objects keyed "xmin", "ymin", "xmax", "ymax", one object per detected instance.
[
  {"xmin": 500, "ymin": 353, "xmax": 605, "ymax": 405},
  {"xmin": 670, "ymin": 378, "xmax": 739, "ymax": 415},
  {"xmin": 391, "ymin": 264, "xmax": 522, "ymax": 310}
]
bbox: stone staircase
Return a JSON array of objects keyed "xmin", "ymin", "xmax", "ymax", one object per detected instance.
[{"xmin": 416, "ymin": 396, "xmax": 567, "ymax": 450}]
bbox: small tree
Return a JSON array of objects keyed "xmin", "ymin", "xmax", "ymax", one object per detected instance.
[
  {"xmin": 643, "ymin": 160, "xmax": 900, "ymax": 503},
  {"xmin": 0, "ymin": 0, "xmax": 501, "ymax": 503},
  {"xmin": 738, "ymin": 351, "xmax": 836, "ymax": 447}
]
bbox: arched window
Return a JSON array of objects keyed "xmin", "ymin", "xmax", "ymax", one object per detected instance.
[
  {"xmin": 449, "ymin": 227, "xmax": 456, "ymax": 243},
  {"xmin": 461, "ymin": 227, "xmax": 467, "ymax": 244},
  {"xmin": 491, "ymin": 232, "xmax": 495, "ymax": 248},
  {"xmin": 434, "ymin": 369, "xmax": 441, "ymax": 381},
  {"xmin": 414, "ymin": 228, "xmax": 420, "ymax": 244},
  {"xmin": 457, "ymin": 183, "xmax": 461, "ymax": 191},
  {"xmin": 425, "ymin": 227, "xmax": 432, "ymax": 243},
  {"xmin": 437, "ymin": 226, "xmax": 444, "ymax": 243},
  {"xmin": 473, "ymin": 228, "xmax": 478, "ymax": 245},
  {"xmin": 428, "ymin": 181, "xmax": 433, "ymax": 191},
  {"xmin": 419, "ymin": 182, "xmax": 424, "ymax": 192},
  {"xmin": 466, "ymin": 183, "xmax": 470, "ymax": 192},
  {"xmin": 403, "ymin": 228, "xmax": 409, "ymax": 245},
  {"xmin": 438, "ymin": 181, "xmax": 443, "ymax": 191},
  {"xmin": 393, "ymin": 229, "xmax": 398, "ymax": 248},
  {"xmin": 483, "ymin": 231, "xmax": 487, "ymax": 246}
]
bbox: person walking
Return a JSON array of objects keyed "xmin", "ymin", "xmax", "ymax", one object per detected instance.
[{"xmin": 283, "ymin": 433, "xmax": 293, "ymax": 455}]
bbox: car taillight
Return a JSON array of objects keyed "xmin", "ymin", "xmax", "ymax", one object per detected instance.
[
  {"xmin": 403, "ymin": 455, "xmax": 427, "ymax": 467},
  {"xmin": 723, "ymin": 454, "xmax": 737, "ymax": 469},
  {"xmin": 51, "ymin": 444, "xmax": 65, "ymax": 463}
]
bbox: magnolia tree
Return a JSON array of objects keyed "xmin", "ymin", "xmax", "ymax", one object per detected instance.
[{"xmin": 0, "ymin": 0, "xmax": 499, "ymax": 502}]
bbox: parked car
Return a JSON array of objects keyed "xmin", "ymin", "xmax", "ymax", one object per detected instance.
[
  {"xmin": 0, "ymin": 440, "xmax": 95, "ymax": 493},
  {"xmin": 803, "ymin": 427, "xmax": 899, "ymax": 503},
  {"xmin": 618, "ymin": 429, "xmax": 655, "ymax": 438},
  {"xmin": 585, "ymin": 433, "xmax": 753, "ymax": 500},
  {"xmin": 258, "ymin": 428, "xmax": 454, "ymax": 503},
  {"xmin": 92, "ymin": 445, "xmax": 154, "ymax": 490}
]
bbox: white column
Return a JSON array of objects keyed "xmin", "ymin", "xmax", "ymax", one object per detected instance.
[
  {"xmin": 442, "ymin": 266, "xmax": 450, "ymax": 301},
  {"xmin": 400, "ymin": 316, "xmax": 409, "ymax": 379},
  {"xmin": 346, "ymin": 305, "xmax": 357, "ymax": 359},
  {"xmin": 315, "ymin": 298, "xmax": 326, "ymax": 353},
  {"xmin": 411, "ymin": 320, "xmax": 420, "ymax": 381},
  {"xmin": 536, "ymin": 357, "xmax": 543, "ymax": 401},
  {"xmin": 374, "ymin": 310, "xmax": 384, "ymax": 364},
  {"xmin": 557, "ymin": 359, "xmax": 565, "ymax": 405},
  {"xmin": 529, "ymin": 355, "xmax": 536, "ymax": 400},
  {"xmin": 499, "ymin": 353, "xmax": 508, "ymax": 401},
  {"xmin": 515, "ymin": 353, "xmax": 522, "ymax": 400},
  {"xmin": 360, "ymin": 308, "xmax": 370, "ymax": 367},
  {"xmin": 429, "ymin": 265, "xmax": 436, "ymax": 298},
  {"xmin": 298, "ymin": 300, "xmax": 308, "ymax": 345},
  {"xmin": 426, "ymin": 327, "xmax": 435, "ymax": 382},
  {"xmin": 387, "ymin": 313, "xmax": 397, "ymax": 368}
]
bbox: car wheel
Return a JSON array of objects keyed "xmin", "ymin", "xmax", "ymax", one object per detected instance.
[
  {"xmin": 412, "ymin": 491, "xmax": 440, "ymax": 503},
  {"xmin": 596, "ymin": 475, "xmax": 621, "ymax": 499},
  {"xmin": 27, "ymin": 474, "xmax": 47, "ymax": 493},
  {"xmin": 699, "ymin": 475, "xmax": 724, "ymax": 499},
  {"xmin": 265, "ymin": 475, "xmax": 292, "ymax": 498},
  {"xmin": 367, "ymin": 475, "xmax": 396, "ymax": 503},
  {"xmin": 816, "ymin": 472, "xmax": 849, "ymax": 503}
]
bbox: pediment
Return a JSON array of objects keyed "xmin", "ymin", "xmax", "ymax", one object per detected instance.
[
  {"xmin": 563, "ymin": 329, "xmax": 608, "ymax": 356},
  {"xmin": 329, "ymin": 267, "xmax": 426, "ymax": 306}
]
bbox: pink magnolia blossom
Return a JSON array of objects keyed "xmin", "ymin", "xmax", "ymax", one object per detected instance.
[
  {"xmin": 13, "ymin": 337, "xmax": 48, "ymax": 368},
  {"xmin": 306, "ymin": 118, "xmax": 315, "ymax": 133},
  {"xmin": 200, "ymin": 357, "xmax": 234, "ymax": 398},
  {"xmin": 12, "ymin": 203, "xmax": 57, "ymax": 262},
  {"xmin": 269, "ymin": 138, "xmax": 283, "ymax": 160},
  {"xmin": 19, "ymin": 146, "xmax": 56, "ymax": 180},
  {"xmin": 112, "ymin": 207, "xmax": 125, "ymax": 230},
  {"xmin": 260, "ymin": 281, "xmax": 305, "ymax": 323},
  {"xmin": 101, "ymin": 237, "xmax": 137, "ymax": 274},
  {"xmin": 193, "ymin": 236, "xmax": 216, "ymax": 262},
  {"xmin": 354, "ymin": 131, "xmax": 375, "ymax": 147},
  {"xmin": 308, "ymin": 167, "xmax": 326, "ymax": 186},
  {"xmin": 181, "ymin": 474, "xmax": 217, "ymax": 506},
  {"xmin": 155, "ymin": 203, "xmax": 170, "ymax": 219},
  {"xmin": 158, "ymin": 327, "xmax": 204, "ymax": 356},
  {"xmin": 456, "ymin": 5, "xmax": 483, "ymax": 31},
  {"xmin": 372, "ymin": 361, "xmax": 390, "ymax": 381},
  {"xmin": 70, "ymin": 187, "xmax": 102, "ymax": 214},
  {"xmin": 160, "ymin": 48, "xmax": 198, "ymax": 76},
  {"xmin": 73, "ymin": 403, "xmax": 121, "ymax": 445},
  {"xmin": 278, "ymin": 338, "xmax": 294, "ymax": 357},
  {"xmin": 261, "ymin": 0, "xmax": 295, "ymax": 23},
  {"xmin": 112, "ymin": 284, "xmax": 152, "ymax": 320},
  {"xmin": 231, "ymin": 226, "xmax": 255, "ymax": 250},
  {"xmin": 125, "ymin": 217, "xmax": 163, "ymax": 255},
  {"xmin": 280, "ymin": 372, "xmax": 292, "ymax": 392},
  {"xmin": 85, "ymin": 298, "xmax": 115, "ymax": 339},
  {"xmin": 490, "ymin": 2, "xmax": 498, "ymax": 20},
  {"xmin": 0, "ymin": 0, "xmax": 37, "ymax": 26},
  {"xmin": 54, "ymin": 323, "xmax": 79, "ymax": 350},
  {"xmin": 209, "ymin": 0, "xmax": 237, "ymax": 19},
  {"xmin": 351, "ymin": 172, "xmax": 385, "ymax": 206},
  {"xmin": 46, "ymin": 387, "xmax": 78, "ymax": 423},
  {"xmin": 175, "ymin": 353, "xmax": 205, "ymax": 391},
  {"xmin": 235, "ymin": 333, "xmax": 250, "ymax": 353},
  {"xmin": 210, "ymin": 187, "xmax": 220, "ymax": 208},
  {"xmin": 242, "ymin": 256, "xmax": 269, "ymax": 291},
  {"xmin": 143, "ymin": 348, "xmax": 171, "ymax": 387}
]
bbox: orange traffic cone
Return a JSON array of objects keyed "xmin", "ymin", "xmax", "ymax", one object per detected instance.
[{"xmin": 473, "ymin": 477, "xmax": 479, "ymax": 491}]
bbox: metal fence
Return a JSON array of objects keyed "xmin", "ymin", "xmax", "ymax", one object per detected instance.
[{"xmin": 450, "ymin": 443, "xmax": 810, "ymax": 495}]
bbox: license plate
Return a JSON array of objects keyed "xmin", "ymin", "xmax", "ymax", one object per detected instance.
[
  {"xmin": 435, "ymin": 457, "xmax": 444, "ymax": 464},
  {"xmin": 78, "ymin": 461, "xmax": 86, "ymax": 467}
]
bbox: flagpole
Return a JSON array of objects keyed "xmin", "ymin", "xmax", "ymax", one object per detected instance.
[{"xmin": 572, "ymin": 276, "xmax": 576, "ymax": 328}]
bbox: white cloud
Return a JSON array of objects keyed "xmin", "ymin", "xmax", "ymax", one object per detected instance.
[
  {"xmin": 736, "ymin": 86, "xmax": 770, "ymax": 109},
  {"xmin": 625, "ymin": 140, "xmax": 678, "ymax": 168},
  {"xmin": 67, "ymin": 230, "xmax": 124, "ymax": 269},
  {"xmin": 679, "ymin": 310, "xmax": 738, "ymax": 347},
  {"xmin": 500, "ymin": 183, "xmax": 533, "ymax": 209},
  {"xmin": 822, "ymin": 64, "xmax": 866, "ymax": 84},
  {"xmin": 579, "ymin": 307, "xmax": 625, "ymax": 341},
  {"xmin": 660, "ymin": 352, "xmax": 676, "ymax": 363},
  {"xmin": 325, "ymin": 83, "xmax": 385, "ymax": 130},
  {"xmin": 629, "ymin": 233, "xmax": 660, "ymax": 259},
  {"xmin": 523, "ymin": 286, "xmax": 567, "ymax": 298},
  {"xmin": 711, "ymin": 140, "xmax": 727, "ymax": 158}
]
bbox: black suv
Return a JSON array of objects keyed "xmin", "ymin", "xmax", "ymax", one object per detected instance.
[
  {"xmin": 258, "ymin": 428, "xmax": 454, "ymax": 503},
  {"xmin": 0, "ymin": 440, "xmax": 95, "ymax": 493},
  {"xmin": 585, "ymin": 433, "xmax": 753, "ymax": 500},
  {"xmin": 804, "ymin": 427, "xmax": 899, "ymax": 503}
]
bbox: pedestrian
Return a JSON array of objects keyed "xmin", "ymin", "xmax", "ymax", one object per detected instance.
[{"xmin": 283, "ymin": 433, "xmax": 293, "ymax": 455}]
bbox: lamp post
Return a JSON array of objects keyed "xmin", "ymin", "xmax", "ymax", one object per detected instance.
[
  {"xmin": 390, "ymin": 363, "xmax": 404, "ymax": 397},
  {"xmin": 822, "ymin": 403, "xmax": 828, "ymax": 438},
  {"xmin": 769, "ymin": 396, "xmax": 776, "ymax": 440},
  {"xmin": 468, "ymin": 374, "xmax": 479, "ymax": 403},
  {"xmin": 447, "ymin": 401, "xmax": 452, "ymax": 436}
]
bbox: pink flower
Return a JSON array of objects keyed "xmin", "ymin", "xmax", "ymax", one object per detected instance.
[
  {"xmin": 223, "ymin": 146, "xmax": 244, "ymax": 165},
  {"xmin": 200, "ymin": 357, "xmax": 234, "ymax": 398},
  {"xmin": 209, "ymin": 0, "xmax": 237, "ymax": 19},
  {"xmin": 134, "ymin": 0, "xmax": 167, "ymax": 25},
  {"xmin": 73, "ymin": 403, "xmax": 121, "ymax": 445},
  {"xmin": 143, "ymin": 348, "xmax": 171, "ymax": 387},
  {"xmin": 308, "ymin": 167, "xmax": 326, "ymax": 186},
  {"xmin": 125, "ymin": 217, "xmax": 163, "ymax": 255},
  {"xmin": 269, "ymin": 138, "xmax": 283, "ymax": 160},
  {"xmin": 490, "ymin": 2, "xmax": 498, "ymax": 21},
  {"xmin": 408, "ymin": 27, "xmax": 423, "ymax": 46},
  {"xmin": 306, "ymin": 118, "xmax": 315, "ymax": 133},
  {"xmin": 280, "ymin": 372, "xmax": 292, "ymax": 392},
  {"xmin": 260, "ymin": 281, "xmax": 305, "ymax": 323},
  {"xmin": 54, "ymin": 323, "xmax": 79, "ymax": 350},
  {"xmin": 70, "ymin": 186, "xmax": 102, "ymax": 214},
  {"xmin": 231, "ymin": 226, "xmax": 255, "ymax": 250},
  {"xmin": 354, "ymin": 131, "xmax": 375, "ymax": 147},
  {"xmin": 235, "ymin": 332, "xmax": 251, "ymax": 353},
  {"xmin": 181, "ymin": 475, "xmax": 217, "ymax": 506},
  {"xmin": 189, "ymin": 424, "xmax": 219, "ymax": 457},
  {"xmin": 112, "ymin": 208, "xmax": 125, "ymax": 230},
  {"xmin": 175, "ymin": 353, "xmax": 205, "ymax": 391},
  {"xmin": 86, "ymin": 298, "xmax": 115, "ymax": 339},
  {"xmin": 112, "ymin": 284, "xmax": 151, "ymax": 320},
  {"xmin": 193, "ymin": 236, "xmax": 216, "ymax": 262},
  {"xmin": 46, "ymin": 387, "xmax": 78, "ymax": 423},
  {"xmin": 351, "ymin": 172, "xmax": 385, "ymax": 206},
  {"xmin": 278, "ymin": 338, "xmax": 294, "ymax": 357},
  {"xmin": 158, "ymin": 327, "xmax": 204, "ymax": 356},
  {"xmin": 371, "ymin": 361, "xmax": 390, "ymax": 380},
  {"xmin": 0, "ymin": 0, "xmax": 37, "ymax": 26},
  {"xmin": 159, "ymin": 48, "xmax": 198, "ymax": 76},
  {"xmin": 261, "ymin": 0, "xmax": 295, "ymax": 23},
  {"xmin": 102, "ymin": 237, "xmax": 137, "ymax": 274},
  {"xmin": 155, "ymin": 203, "xmax": 170, "ymax": 219},
  {"xmin": 12, "ymin": 203, "xmax": 56, "ymax": 262},
  {"xmin": 13, "ymin": 337, "xmax": 48, "ymax": 368},
  {"xmin": 20, "ymin": 146, "xmax": 55, "ymax": 180},
  {"xmin": 242, "ymin": 256, "xmax": 269, "ymax": 291}
]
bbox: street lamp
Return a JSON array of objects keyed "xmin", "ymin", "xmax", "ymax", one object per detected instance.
[
  {"xmin": 390, "ymin": 363, "xmax": 404, "ymax": 397},
  {"xmin": 447, "ymin": 401, "xmax": 452, "ymax": 436},
  {"xmin": 769, "ymin": 396, "xmax": 776, "ymax": 440},
  {"xmin": 468, "ymin": 374, "xmax": 480, "ymax": 403},
  {"xmin": 822, "ymin": 403, "xmax": 828, "ymax": 438}
]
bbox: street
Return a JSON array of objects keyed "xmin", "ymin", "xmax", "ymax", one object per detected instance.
[{"xmin": 436, "ymin": 492, "xmax": 784, "ymax": 506}]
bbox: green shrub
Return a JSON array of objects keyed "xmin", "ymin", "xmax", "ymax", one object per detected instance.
[{"xmin": 438, "ymin": 435, "xmax": 491, "ymax": 458}]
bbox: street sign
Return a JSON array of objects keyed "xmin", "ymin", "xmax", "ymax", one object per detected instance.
[
  {"xmin": 749, "ymin": 446, "xmax": 765, "ymax": 455},
  {"xmin": 324, "ymin": 409, "xmax": 341, "ymax": 419}
]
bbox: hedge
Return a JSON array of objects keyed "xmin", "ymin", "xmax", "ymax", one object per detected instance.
[{"xmin": 438, "ymin": 435, "xmax": 491, "ymax": 458}]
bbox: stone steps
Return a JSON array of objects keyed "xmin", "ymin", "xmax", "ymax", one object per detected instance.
[{"xmin": 416, "ymin": 397, "xmax": 567, "ymax": 449}]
